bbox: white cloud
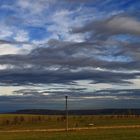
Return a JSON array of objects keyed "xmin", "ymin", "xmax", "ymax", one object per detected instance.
[
  {"xmin": 14, "ymin": 30, "xmax": 29, "ymax": 42},
  {"xmin": 48, "ymin": 9, "xmax": 86, "ymax": 42},
  {"xmin": 0, "ymin": 86, "xmax": 23, "ymax": 96},
  {"xmin": 19, "ymin": 44, "xmax": 34, "ymax": 54},
  {"xmin": 0, "ymin": 64, "xmax": 14, "ymax": 70},
  {"xmin": 0, "ymin": 44, "xmax": 20, "ymax": 55},
  {"xmin": 0, "ymin": 25, "xmax": 13, "ymax": 39},
  {"xmin": 128, "ymin": 78, "xmax": 140, "ymax": 89},
  {"xmin": 0, "ymin": 43, "xmax": 33, "ymax": 55},
  {"xmin": 17, "ymin": 0, "xmax": 55, "ymax": 15}
]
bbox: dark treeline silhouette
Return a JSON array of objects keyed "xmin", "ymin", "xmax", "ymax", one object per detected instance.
[{"xmin": 10, "ymin": 109, "xmax": 140, "ymax": 115}]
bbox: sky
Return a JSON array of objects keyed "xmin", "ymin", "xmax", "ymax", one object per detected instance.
[{"xmin": 0, "ymin": 0, "xmax": 140, "ymax": 112}]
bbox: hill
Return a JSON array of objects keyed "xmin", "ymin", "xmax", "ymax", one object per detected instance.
[{"xmin": 12, "ymin": 109, "xmax": 140, "ymax": 115}]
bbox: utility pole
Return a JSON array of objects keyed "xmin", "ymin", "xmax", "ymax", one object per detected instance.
[{"xmin": 65, "ymin": 95, "xmax": 68, "ymax": 131}]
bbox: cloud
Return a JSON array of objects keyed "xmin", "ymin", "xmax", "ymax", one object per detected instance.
[
  {"xmin": 72, "ymin": 15, "xmax": 140, "ymax": 38},
  {"xmin": 0, "ymin": 41, "xmax": 33, "ymax": 55},
  {"xmin": 66, "ymin": 0, "xmax": 98, "ymax": 3},
  {"xmin": 0, "ymin": 87, "xmax": 139, "ymax": 111},
  {"xmin": 13, "ymin": 88, "xmax": 140, "ymax": 100},
  {"xmin": 14, "ymin": 30, "xmax": 29, "ymax": 42},
  {"xmin": 0, "ymin": 0, "xmax": 139, "ymax": 111},
  {"xmin": 0, "ymin": 67, "xmax": 138, "ymax": 85},
  {"xmin": 0, "ymin": 25, "xmax": 13, "ymax": 39},
  {"xmin": 17, "ymin": 0, "xmax": 56, "ymax": 15},
  {"xmin": 47, "ymin": 8, "xmax": 87, "ymax": 42},
  {"xmin": 0, "ymin": 39, "xmax": 139, "ymax": 85}
]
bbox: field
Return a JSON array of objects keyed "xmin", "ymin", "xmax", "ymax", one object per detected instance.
[
  {"xmin": 0, "ymin": 128, "xmax": 140, "ymax": 140},
  {"xmin": 0, "ymin": 114, "xmax": 140, "ymax": 139}
]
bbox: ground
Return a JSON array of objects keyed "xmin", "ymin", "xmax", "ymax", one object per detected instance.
[{"xmin": 0, "ymin": 115, "xmax": 140, "ymax": 140}]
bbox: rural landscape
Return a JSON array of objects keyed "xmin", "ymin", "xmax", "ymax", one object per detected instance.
[
  {"xmin": 1, "ymin": 111, "xmax": 140, "ymax": 139},
  {"xmin": 0, "ymin": 0, "xmax": 140, "ymax": 139}
]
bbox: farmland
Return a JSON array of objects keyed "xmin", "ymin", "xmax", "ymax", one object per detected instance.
[
  {"xmin": 0, "ymin": 128, "xmax": 140, "ymax": 140},
  {"xmin": 0, "ymin": 114, "xmax": 140, "ymax": 130},
  {"xmin": 0, "ymin": 115, "xmax": 139, "ymax": 139}
]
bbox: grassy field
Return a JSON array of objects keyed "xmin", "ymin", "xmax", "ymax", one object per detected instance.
[
  {"xmin": 0, "ymin": 114, "xmax": 140, "ymax": 139},
  {"xmin": 0, "ymin": 114, "xmax": 140, "ymax": 130},
  {"xmin": 0, "ymin": 128, "xmax": 140, "ymax": 140}
]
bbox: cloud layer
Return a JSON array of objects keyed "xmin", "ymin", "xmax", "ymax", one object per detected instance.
[{"xmin": 0, "ymin": 0, "xmax": 139, "ymax": 111}]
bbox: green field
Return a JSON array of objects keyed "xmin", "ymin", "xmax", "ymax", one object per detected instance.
[
  {"xmin": 0, "ymin": 128, "xmax": 140, "ymax": 140},
  {"xmin": 0, "ymin": 114, "xmax": 140, "ymax": 130},
  {"xmin": 0, "ymin": 114, "xmax": 140, "ymax": 139}
]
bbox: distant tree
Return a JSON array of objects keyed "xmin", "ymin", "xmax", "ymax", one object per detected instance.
[
  {"xmin": 47, "ymin": 116, "xmax": 52, "ymax": 121},
  {"xmin": 75, "ymin": 123, "xmax": 78, "ymax": 128},
  {"xmin": 5, "ymin": 120, "xmax": 10, "ymax": 125},
  {"xmin": 57, "ymin": 117, "xmax": 60, "ymax": 122},
  {"xmin": 19, "ymin": 116, "xmax": 25, "ymax": 123},
  {"xmin": 60, "ymin": 116, "xmax": 65, "ymax": 122},
  {"xmin": 12, "ymin": 116, "xmax": 19, "ymax": 125},
  {"xmin": 37, "ymin": 116, "xmax": 42, "ymax": 122}
]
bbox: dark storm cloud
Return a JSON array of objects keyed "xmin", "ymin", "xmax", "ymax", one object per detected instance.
[
  {"xmin": 72, "ymin": 15, "xmax": 140, "ymax": 38},
  {"xmin": 0, "ymin": 39, "xmax": 31, "ymax": 45},
  {"xmin": 13, "ymin": 88, "xmax": 140, "ymax": 100},
  {"xmin": 0, "ymin": 0, "xmax": 140, "ymax": 112},
  {"xmin": 0, "ymin": 40, "xmax": 139, "ymax": 69},
  {"xmin": 0, "ymin": 94, "xmax": 65, "ymax": 112},
  {"xmin": 118, "ymin": 42, "xmax": 140, "ymax": 61},
  {"xmin": 94, "ymin": 89, "xmax": 140, "ymax": 98},
  {"xmin": 0, "ymin": 67, "xmax": 139, "ymax": 85},
  {"xmin": 0, "ymin": 6, "xmax": 140, "ymax": 87},
  {"xmin": 1, "ymin": 93, "xmax": 140, "ymax": 112},
  {"xmin": 66, "ymin": 0, "xmax": 98, "ymax": 3},
  {"xmin": 0, "ymin": 38, "xmax": 140, "ymax": 85},
  {"xmin": 1, "ymin": 87, "xmax": 140, "ymax": 111}
]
